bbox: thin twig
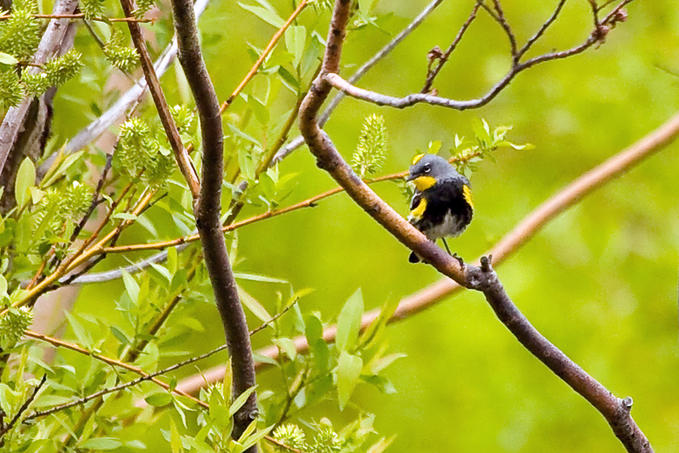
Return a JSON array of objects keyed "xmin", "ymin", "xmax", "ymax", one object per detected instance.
[
  {"xmin": 0, "ymin": 375, "xmax": 46, "ymax": 438},
  {"xmin": 488, "ymin": 0, "xmax": 518, "ymax": 58},
  {"xmin": 219, "ymin": 0, "xmax": 309, "ymax": 114},
  {"xmin": 515, "ymin": 0, "xmax": 567, "ymax": 59},
  {"xmin": 23, "ymin": 330, "xmax": 204, "ymax": 407},
  {"xmin": 422, "ymin": 1, "xmax": 481, "ymax": 93},
  {"xmin": 29, "ymin": 299, "xmax": 298, "ymax": 420},
  {"xmin": 119, "ymin": 0, "xmax": 200, "ymax": 198},
  {"xmin": 0, "ymin": 13, "xmax": 152, "ymax": 22},
  {"xmin": 326, "ymin": 1, "xmax": 631, "ymax": 112},
  {"xmin": 273, "ymin": 0, "xmax": 445, "ymax": 164}
]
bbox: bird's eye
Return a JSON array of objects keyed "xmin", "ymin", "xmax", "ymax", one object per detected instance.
[{"xmin": 423, "ymin": 165, "xmax": 431, "ymax": 173}]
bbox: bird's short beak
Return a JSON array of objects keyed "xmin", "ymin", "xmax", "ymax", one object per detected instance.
[{"xmin": 405, "ymin": 174, "xmax": 416, "ymax": 182}]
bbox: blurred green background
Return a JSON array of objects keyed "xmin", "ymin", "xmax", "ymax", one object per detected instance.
[{"xmin": 56, "ymin": 0, "xmax": 679, "ymax": 451}]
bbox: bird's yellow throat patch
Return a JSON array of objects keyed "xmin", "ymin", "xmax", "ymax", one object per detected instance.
[
  {"xmin": 463, "ymin": 184, "xmax": 474, "ymax": 209},
  {"xmin": 410, "ymin": 197, "xmax": 427, "ymax": 219},
  {"xmin": 411, "ymin": 153, "xmax": 425, "ymax": 165},
  {"xmin": 411, "ymin": 175, "xmax": 436, "ymax": 191}
]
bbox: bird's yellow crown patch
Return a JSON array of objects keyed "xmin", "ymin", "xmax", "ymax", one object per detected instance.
[
  {"xmin": 463, "ymin": 184, "xmax": 474, "ymax": 209},
  {"xmin": 411, "ymin": 153, "xmax": 425, "ymax": 165}
]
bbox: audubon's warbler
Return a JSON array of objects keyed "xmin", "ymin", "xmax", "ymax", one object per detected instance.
[{"xmin": 406, "ymin": 153, "xmax": 473, "ymax": 263}]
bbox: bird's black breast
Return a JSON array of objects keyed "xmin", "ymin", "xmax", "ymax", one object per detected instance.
[{"xmin": 410, "ymin": 178, "xmax": 473, "ymax": 237}]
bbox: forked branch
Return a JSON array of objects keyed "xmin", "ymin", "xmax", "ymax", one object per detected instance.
[{"xmin": 297, "ymin": 0, "xmax": 652, "ymax": 451}]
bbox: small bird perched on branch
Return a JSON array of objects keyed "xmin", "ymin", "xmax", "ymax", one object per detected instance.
[{"xmin": 406, "ymin": 153, "xmax": 473, "ymax": 263}]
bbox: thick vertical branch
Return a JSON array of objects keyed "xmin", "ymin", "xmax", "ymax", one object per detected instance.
[{"xmin": 169, "ymin": 0, "xmax": 257, "ymax": 445}]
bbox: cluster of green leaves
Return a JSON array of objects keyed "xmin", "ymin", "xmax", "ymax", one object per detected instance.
[
  {"xmin": 103, "ymin": 30, "xmax": 140, "ymax": 73},
  {"xmin": 0, "ymin": 1, "xmax": 422, "ymax": 451},
  {"xmin": 81, "ymin": 0, "xmax": 106, "ymax": 19},
  {"xmin": 22, "ymin": 50, "xmax": 84, "ymax": 96},
  {"xmin": 450, "ymin": 118, "xmax": 534, "ymax": 177},
  {"xmin": 0, "ymin": 154, "xmax": 93, "ymax": 284},
  {"xmin": 352, "ymin": 113, "xmax": 388, "ymax": 178},
  {"xmin": 252, "ymin": 288, "xmax": 400, "ymax": 452},
  {"xmin": 0, "ymin": 0, "xmax": 40, "ymax": 61},
  {"xmin": 0, "ymin": 0, "xmax": 85, "ymax": 110},
  {"xmin": 114, "ymin": 114, "xmax": 184, "ymax": 186},
  {"xmin": 133, "ymin": 0, "xmax": 156, "ymax": 18},
  {"xmin": 400, "ymin": 118, "xmax": 532, "ymax": 199},
  {"xmin": 0, "ymin": 350, "xmax": 43, "ymax": 451},
  {"xmin": 273, "ymin": 416, "xmax": 392, "ymax": 453},
  {"xmin": 0, "ymin": 307, "xmax": 31, "ymax": 350}
]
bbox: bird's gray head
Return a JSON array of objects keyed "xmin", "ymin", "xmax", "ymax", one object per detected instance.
[{"xmin": 406, "ymin": 154, "xmax": 459, "ymax": 191}]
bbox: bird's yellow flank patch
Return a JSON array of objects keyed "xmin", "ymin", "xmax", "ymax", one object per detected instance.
[
  {"xmin": 410, "ymin": 197, "xmax": 427, "ymax": 219},
  {"xmin": 463, "ymin": 184, "xmax": 474, "ymax": 209},
  {"xmin": 411, "ymin": 153, "xmax": 425, "ymax": 165},
  {"xmin": 412, "ymin": 175, "xmax": 436, "ymax": 191}
]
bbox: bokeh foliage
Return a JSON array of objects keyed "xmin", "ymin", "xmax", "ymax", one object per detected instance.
[{"xmin": 0, "ymin": 0, "xmax": 678, "ymax": 451}]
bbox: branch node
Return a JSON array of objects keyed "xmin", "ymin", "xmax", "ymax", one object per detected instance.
[
  {"xmin": 621, "ymin": 396, "xmax": 634, "ymax": 411},
  {"xmin": 480, "ymin": 254, "xmax": 493, "ymax": 272}
]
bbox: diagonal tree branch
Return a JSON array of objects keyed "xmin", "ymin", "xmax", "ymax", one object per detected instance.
[
  {"xmin": 174, "ymin": 113, "xmax": 679, "ymax": 424},
  {"xmin": 294, "ymin": 0, "xmax": 652, "ymax": 451},
  {"xmin": 119, "ymin": 0, "xmax": 201, "ymax": 198},
  {"xmin": 169, "ymin": 0, "xmax": 258, "ymax": 445},
  {"xmin": 0, "ymin": 0, "xmax": 78, "ymax": 190},
  {"xmin": 64, "ymin": 0, "xmax": 211, "ymax": 155}
]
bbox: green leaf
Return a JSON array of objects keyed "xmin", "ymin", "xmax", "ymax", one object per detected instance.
[
  {"xmin": 167, "ymin": 246, "xmax": 178, "ymax": 274},
  {"xmin": 41, "ymin": 150, "xmax": 85, "ymax": 188},
  {"xmin": 285, "ymin": 25, "xmax": 306, "ymax": 68},
  {"xmin": 233, "ymin": 272, "xmax": 287, "ymax": 284},
  {"xmin": 240, "ymin": 424, "xmax": 273, "ymax": 450},
  {"xmin": 112, "ymin": 212, "xmax": 137, "ymax": 221},
  {"xmin": 110, "ymin": 326, "xmax": 131, "ymax": 345},
  {"xmin": 237, "ymin": 286, "xmax": 272, "ymax": 323},
  {"xmin": 0, "ymin": 52, "xmax": 18, "ymax": 65},
  {"xmin": 229, "ymin": 386, "xmax": 257, "ymax": 417},
  {"xmin": 145, "ymin": 392, "xmax": 173, "ymax": 407},
  {"xmin": 0, "ymin": 274, "xmax": 7, "ymax": 299},
  {"xmin": 80, "ymin": 437, "xmax": 123, "ymax": 450},
  {"xmin": 367, "ymin": 436, "xmax": 396, "ymax": 453},
  {"xmin": 272, "ymin": 337, "xmax": 297, "ymax": 361},
  {"xmin": 427, "ymin": 140, "xmax": 442, "ymax": 155},
  {"xmin": 335, "ymin": 288, "xmax": 363, "ymax": 353},
  {"xmin": 304, "ymin": 313, "xmax": 323, "ymax": 346},
  {"xmin": 238, "ymin": 2, "xmax": 284, "ymax": 27},
  {"xmin": 361, "ymin": 374, "xmax": 397, "ymax": 394},
  {"xmin": 369, "ymin": 352, "xmax": 407, "ymax": 374},
  {"xmin": 64, "ymin": 312, "xmax": 92, "ymax": 348},
  {"xmin": 122, "ymin": 271, "xmax": 140, "ymax": 303},
  {"xmin": 14, "ymin": 157, "xmax": 36, "ymax": 208},
  {"xmin": 336, "ymin": 351, "xmax": 362, "ymax": 411},
  {"xmin": 170, "ymin": 419, "xmax": 183, "ymax": 453}
]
